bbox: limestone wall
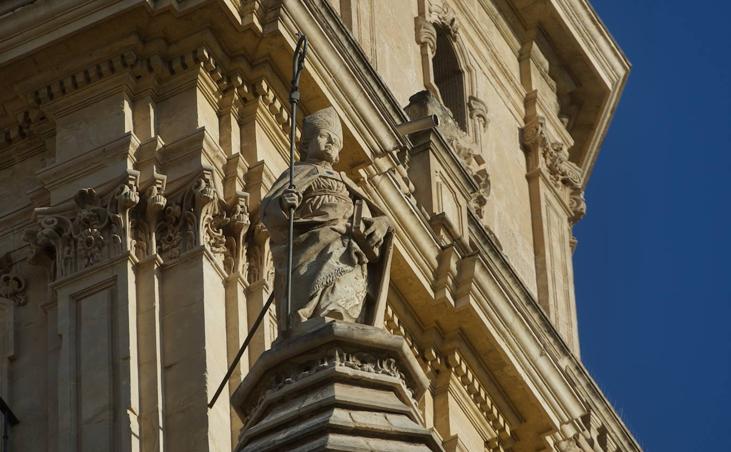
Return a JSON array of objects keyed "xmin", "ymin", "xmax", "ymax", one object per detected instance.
[{"xmin": 0, "ymin": 1, "xmax": 636, "ymax": 451}]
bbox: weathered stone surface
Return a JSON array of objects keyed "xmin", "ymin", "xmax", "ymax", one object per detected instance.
[
  {"xmin": 261, "ymin": 107, "xmax": 394, "ymax": 332},
  {"xmin": 232, "ymin": 321, "xmax": 443, "ymax": 451},
  {"xmin": 0, "ymin": 0, "xmax": 637, "ymax": 451}
]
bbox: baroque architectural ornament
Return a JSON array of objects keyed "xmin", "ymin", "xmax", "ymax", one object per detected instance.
[
  {"xmin": 24, "ymin": 170, "xmax": 250, "ymax": 279},
  {"xmin": 405, "ymin": 90, "xmax": 491, "ymax": 218},
  {"xmin": 0, "ymin": 253, "xmax": 26, "ymax": 306},
  {"xmin": 246, "ymin": 222, "xmax": 274, "ymax": 288},
  {"xmin": 155, "ymin": 170, "xmax": 250, "ymax": 273},
  {"xmin": 0, "ymin": 0, "xmax": 637, "ymax": 450},
  {"xmin": 522, "ymin": 116, "xmax": 586, "ymax": 224},
  {"xmin": 241, "ymin": 346, "xmax": 414, "ymax": 423},
  {"xmin": 24, "ymin": 175, "xmax": 140, "ymax": 280}
]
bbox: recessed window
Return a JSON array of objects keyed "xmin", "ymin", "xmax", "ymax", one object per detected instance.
[{"xmin": 432, "ymin": 26, "xmax": 467, "ymax": 130}]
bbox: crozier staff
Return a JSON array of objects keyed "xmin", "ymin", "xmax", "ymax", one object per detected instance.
[{"xmin": 261, "ymin": 107, "xmax": 393, "ymax": 331}]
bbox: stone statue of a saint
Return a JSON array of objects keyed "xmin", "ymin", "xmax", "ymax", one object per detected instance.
[{"xmin": 261, "ymin": 106, "xmax": 394, "ymax": 332}]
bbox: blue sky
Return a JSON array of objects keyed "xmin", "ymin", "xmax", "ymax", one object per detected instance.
[{"xmin": 575, "ymin": 1, "xmax": 731, "ymax": 450}]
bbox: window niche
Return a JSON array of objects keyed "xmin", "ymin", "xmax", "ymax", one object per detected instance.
[{"xmin": 432, "ymin": 25, "xmax": 467, "ymax": 131}]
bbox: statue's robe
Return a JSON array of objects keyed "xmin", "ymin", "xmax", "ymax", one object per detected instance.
[{"xmin": 261, "ymin": 161, "xmax": 393, "ymax": 331}]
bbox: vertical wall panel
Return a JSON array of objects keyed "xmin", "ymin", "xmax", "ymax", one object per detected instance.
[{"xmin": 76, "ymin": 287, "xmax": 115, "ymax": 452}]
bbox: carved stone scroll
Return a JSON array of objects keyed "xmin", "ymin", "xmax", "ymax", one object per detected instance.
[
  {"xmin": 0, "ymin": 253, "xmax": 26, "ymax": 306},
  {"xmin": 24, "ymin": 174, "xmax": 140, "ymax": 280}
]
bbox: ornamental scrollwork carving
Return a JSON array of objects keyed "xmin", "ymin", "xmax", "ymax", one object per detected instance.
[
  {"xmin": 522, "ymin": 117, "xmax": 586, "ymax": 224},
  {"xmin": 247, "ymin": 222, "xmax": 274, "ymax": 288},
  {"xmin": 24, "ymin": 170, "xmax": 251, "ymax": 278},
  {"xmin": 0, "ymin": 253, "xmax": 26, "ymax": 306},
  {"xmin": 154, "ymin": 170, "xmax": 250, "ymax": 274},
  {"xmin": 467, "ymin": 96, "xmax": 489, "ymax": 131},
  {"xmin": 569, "ymin": 189, "xmax": 586, "ymax": 225},
  {"xmin": 415, "ymin": 17, "xmax": 437, "ymax": 54},
  {"xmin": 24, "ymin": 174, "xmax": 140, "ymax": 280},
  {"xmin": 132, "ymin": 175, "xmax": 168, "ymax": 259},
  {"xmin": 242, "ymin": 347, "xmax": 414, "ymax": 424},
  {"xmin": 427, "ymin": 0, "xmax": 459, "ymax": 37}
]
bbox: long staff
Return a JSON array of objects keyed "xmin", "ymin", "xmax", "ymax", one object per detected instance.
[
  {"xmin": 208, "ymin": 33, "xmax": 307, "ymax": 409},
  {"xmin": 285, "ymin": 34, "xmax": 308, "ymax": 332}
]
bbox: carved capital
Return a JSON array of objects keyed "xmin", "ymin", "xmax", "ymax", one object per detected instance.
[
  {"xmin": 132, "ymin": 174, "xmax": 167, "ymax": 259},
  {"xmin": 225, "ymin": 191, "xmax": 251, "ymax": 276},
  {"xmin": 247, "ymin": 222, "xmax": 274, "ymax": 289},
  {"xmin": 155, "ymin": 170, "xmax": 249, "ymax": 275},
  {"xmin": 24, "ymin": 176, "xmax": 140, "ymax": 280}
]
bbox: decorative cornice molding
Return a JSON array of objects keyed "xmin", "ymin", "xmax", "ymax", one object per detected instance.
[{"xmin": 384, "ymin": 304, "xmax": 514, "ymax": 449}]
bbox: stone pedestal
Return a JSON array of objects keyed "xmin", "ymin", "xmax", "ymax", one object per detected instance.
[{"xmin": 231, "ymin": 320, "xmax": 444, "ymax": 451}]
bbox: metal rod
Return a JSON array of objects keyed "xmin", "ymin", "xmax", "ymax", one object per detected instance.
[
  {"xmin": 2, "ymin": 415, "xmax": 7, "ymax": 452},
  {"xmin": 207, "ymin": 33, "xmax": 308, "ymax": 411},
  {"xmin": 285, "ymin": 33, "xmax": 308, "ymax": 333},
  {"xmin": 0, "ymin": 396, "xmax": 18, "ymax": 452},
  {"xmin": 208, "ymin": 292, "xmax": 275, "ymax": 409}
]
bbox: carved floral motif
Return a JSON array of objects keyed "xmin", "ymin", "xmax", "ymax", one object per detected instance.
[
  {"xmin": 154, "ymin": 170, "xmax": 250, "ymax": 274},
  {"xmin": 247, "ymin": 222, "xmax": 274, "ymax": 287},
  {"xmin": 522, "ymin": 117, "xmax": 586, "ymax": 223},
  {"xmin": 0, "ymin": 253, "xmax": 26, "ymax": 306},
  {"xmin": 24, "ymin": 170, "xmax": 250, "ymax": 279},
  {"xmin": 24, "ymin": 175, "xmax": 140, "ymax": 280}
]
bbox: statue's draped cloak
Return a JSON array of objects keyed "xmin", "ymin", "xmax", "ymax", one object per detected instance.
[{"xmin": 261, "ymin": 162, "xmax": 393, "ymax": 330}]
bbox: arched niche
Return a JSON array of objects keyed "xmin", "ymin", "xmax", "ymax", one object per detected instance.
[{"xmin": 415, "ymin": 1, "xmax": 480, "ymax": 136}]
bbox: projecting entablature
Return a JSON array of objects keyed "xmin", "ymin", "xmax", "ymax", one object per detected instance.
[{"xmin": 510, "ymin": 0, "xmax": 630, "ymax": 185}]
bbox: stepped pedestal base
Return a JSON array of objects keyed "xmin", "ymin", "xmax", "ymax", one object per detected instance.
[{"xmin": 231, "ymin": 320, "xmax": 444, "ymax": 451}]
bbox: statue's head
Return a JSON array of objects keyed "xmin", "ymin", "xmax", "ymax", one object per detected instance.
[{"xmin": 300, "ymin": 106, "xmax": 343, "ymax": 164}]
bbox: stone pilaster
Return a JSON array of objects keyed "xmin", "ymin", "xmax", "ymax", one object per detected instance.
[{"xmin": 521, "ymin": 91, "xmax": 584, "ymax": 354}]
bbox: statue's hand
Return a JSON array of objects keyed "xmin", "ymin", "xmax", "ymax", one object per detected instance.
[
  {"xmin": 363, "ymin": 216, "xmax": 392, "ymax": 252},
  {"xmin": 280, "ymin": 188, "xmax": 302, "ymax": 214}
]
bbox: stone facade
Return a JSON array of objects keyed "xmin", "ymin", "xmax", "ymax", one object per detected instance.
[{"xmin": 0, "ymin": 0, "xmax": 636, "ymax": 451}]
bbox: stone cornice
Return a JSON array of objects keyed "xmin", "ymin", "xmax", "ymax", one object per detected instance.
[
  {"xmin": 516, "ymin": 0, "xmax": 630, "ymax": 187},
  {"xmin": 467, "ymin": 217, "xmax": 640, "ymax": 451},
  {"xmin": 0, "ymin": 1, "xmax": 637, "ymax": 449},
  {"xmin": 384, "ymin": 303, "xmax": 516, "ymax": 450}
]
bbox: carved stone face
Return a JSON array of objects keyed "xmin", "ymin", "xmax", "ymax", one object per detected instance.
[{"xmin": 305, "ymin": 127, "xmax": 342, "ymax": 164}]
